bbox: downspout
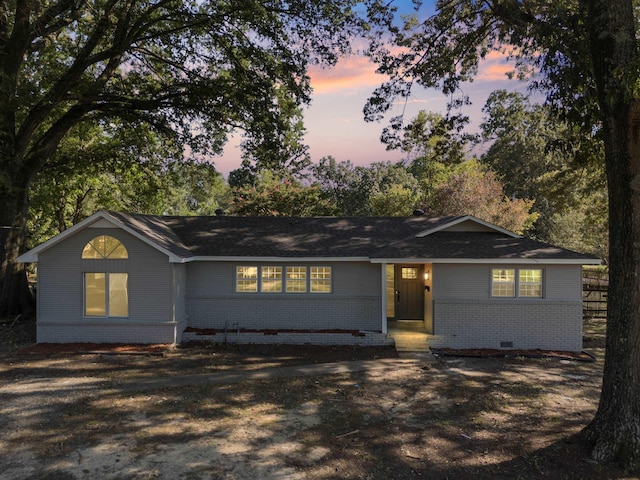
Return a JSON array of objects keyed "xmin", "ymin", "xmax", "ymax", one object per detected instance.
[
  {"xmin": 171, "ymin": 265, "xmax": 177, "ymax": 345},
  {"xmin": 381, "ymin": 263, "xmax": 387, "ymax": 334}
]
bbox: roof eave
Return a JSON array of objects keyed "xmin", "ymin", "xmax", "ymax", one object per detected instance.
[
  {"xmin": 415, "ymin": 215, "xmax": 521, "ymax": 238},
  {"xmin": 18, "ymin": 210, "xmax": 187, "ymax": 263},
  {"xmin": 18, "ymin": 211, "xmax": 111, "ymax": 263},
  {"xmin": 370, "ymin": 257, "xmax": 602, "ymax": 265},
  {"xmin": 184, "ymin": 256, "xmax": 371, "ymax": 263}
]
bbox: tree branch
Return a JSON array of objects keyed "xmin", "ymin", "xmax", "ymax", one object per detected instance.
[{"xmin": 15, "ymin": 0, "xmax": 120, "ymax": 157}]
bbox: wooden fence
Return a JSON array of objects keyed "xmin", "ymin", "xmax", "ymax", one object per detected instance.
[{"xmin": 583, "ymin": 267, "xmax": 608, "ymax": 318}]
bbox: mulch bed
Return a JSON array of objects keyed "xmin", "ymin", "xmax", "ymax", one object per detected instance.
[
  {"xmin": 18, "ymin": 343, "xmax": 173, "ymax": 355},
  {"xmin": 431, "ymin": 347, "xmax": 596, "ymax": 362}
]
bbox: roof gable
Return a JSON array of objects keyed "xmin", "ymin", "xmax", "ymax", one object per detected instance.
[
  {"xmin": 17, "ymin": 211, "xmax": 187, "ymax": 263},
  {"xmin": 415, "ymin": 215, "xmax": 519, "ymax": 238}
]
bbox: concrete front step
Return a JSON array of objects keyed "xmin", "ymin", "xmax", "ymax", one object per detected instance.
[
  {"xmin": 389, "ymin": 336, "xmax": 430, "ymax": 352},
  {"xmin": 395, "ymin": 344, "xmax": 429, "ymax": 352}
]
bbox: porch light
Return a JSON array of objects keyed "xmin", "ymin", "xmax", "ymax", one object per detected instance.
[{"xmin": 424, "ymin": 270, "xmax": 430, "ymax": 281}]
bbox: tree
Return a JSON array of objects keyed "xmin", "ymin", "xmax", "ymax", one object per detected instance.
[
  {"xmin": 480, "ymin": 90, "xmax": 608, "ymax": 258},
  {"xmin": 424, "ymin": 160, "xmax": 537, "ymax": 234},
  {"xmin": 0, "ymin": 0, "xmax": 384, "ymax": 315},
  {"xmin": 163, "ymin": 160, "xmax": 230, "ymax": 217},
  {"xmin": 28, "ymin": 120, "xmax": 178, "ymax": 244},
  {"xmin": 230, "ymin": 170, "xmax": 336, "ymax": 216},
  {"xmin": 581, "ymin": 0, "xmax": 640, "ymax": 467},
  {"xmin": 384, "ymin": 110, "xmax": 473, "ymax": 167},
  {"xmin": 311, "ymin": 158, "xmax": 421, "ymax": 216},
  {"xmin": 365, "ymin": 0, "xmax": 639, "ymax": 468},
  {"xmin": 310, "ymin": 156, "xmax": 367, "ymax": 215}
]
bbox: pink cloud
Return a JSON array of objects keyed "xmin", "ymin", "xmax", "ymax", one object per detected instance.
[
  {"xmin": 309, "ymin": 56, "xmax": 385, "ymax": 94},
  {"xmin": 476, "ymin": 51, "xmax": 517, "ymax": 81}
]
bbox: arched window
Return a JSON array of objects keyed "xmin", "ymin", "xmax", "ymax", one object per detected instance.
[
  {"xmin": 82, "ymin": 236, "xmax": 128, "ymax": 317},
  {"xmin": 82, "ymin": 235, "xmax": 128, "ymax": 259}
]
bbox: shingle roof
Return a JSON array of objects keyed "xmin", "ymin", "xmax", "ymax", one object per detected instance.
[
  {"xmin": 104, "ymin": 212, "xmax": 599, "ymax": 263},
  {"xmin": 376, "ymin": 232, "xmax": 595, "ymax": 260}
]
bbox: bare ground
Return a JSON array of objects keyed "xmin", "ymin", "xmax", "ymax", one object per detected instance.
[{"xmin": 0, "ymin": 317, "xmax": 635, "ymax": 480}]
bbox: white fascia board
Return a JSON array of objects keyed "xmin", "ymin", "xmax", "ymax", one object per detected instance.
[
  {"xmin": 369, "ymin": 258, "xmax": 602, "ymax": 265},
  {"xmin": 415, "ymin": 215, "xmax": 520, "ymax": 238},
  {"xmin": 97, "ymin": 212, "xmax": 184, "ymax": 263},
  {"xmin": 18, "ymin": 210, "xmax": 184, "ymax": 263},
  {"xmin": 18, "ymin": 211, "xmax": 110, "ymax": 263},
  {"xmin": 183, "ymin": 256, "xmax": 371, "ymax": 263}
]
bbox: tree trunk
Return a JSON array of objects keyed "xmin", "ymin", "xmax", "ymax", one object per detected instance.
[
  {"xmin": 0, "ymin": 171, "xmax": 34, "ymax": 317},
  {"xmin": 581, "ymin": 0, "xmax": 640, "ymax": 470}
]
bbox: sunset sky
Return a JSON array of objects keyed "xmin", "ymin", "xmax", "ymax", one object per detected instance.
[{"xmin": 215, "ymin": 2, "xmax": 533, "ymax": 177}]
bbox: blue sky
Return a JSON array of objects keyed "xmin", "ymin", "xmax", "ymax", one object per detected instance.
[{"xmin": 215, "ymin": 1, "xmax": 533, "ymax": 177}]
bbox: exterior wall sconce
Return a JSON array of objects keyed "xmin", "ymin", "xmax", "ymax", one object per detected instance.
[{"xmin": 424, "ymin": 270, "xmax": 430, "ymax": 281}]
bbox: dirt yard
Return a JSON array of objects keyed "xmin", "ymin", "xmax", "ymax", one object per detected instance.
[{"xmin": 0, "ymin": 317, "xmax": 633, "ymax": 479}]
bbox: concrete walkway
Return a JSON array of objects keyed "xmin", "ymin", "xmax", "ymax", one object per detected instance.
[{"xmin": 112, "ymin": 357, "xmax": 427, "ymax": 393}]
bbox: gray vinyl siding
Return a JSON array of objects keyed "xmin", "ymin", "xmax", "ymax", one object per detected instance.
[
  {"xmin": 433, "ymin": 264, "xmax": 488, "ymax": 299},
  {"xmin": 185, "ymin": 261, "xmax": 382, "ymax": 332},
  {"xmin": 430, "ymin": 263, "xmax": 584, "ymax": 351},
  {"xmin": 36, "ymin": 227, "xmax": 175, "ymax": 343},
  {"xmin": 433, "ymin": 264, "xmax": 582, "ymax": 301},
  {"xmin": 544, "ymin": 265, "xmax": 582, "ymax": 300}
]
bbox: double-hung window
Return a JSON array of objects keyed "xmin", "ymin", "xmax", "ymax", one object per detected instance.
[
  {"xmin": 491, "ymin": 269, "xmax": 515, "ymax": 297},
  {"xmin": 286, "ymin": 267, "xmax": 307, "ymax": 293},
  {"xmin": 310, "ymin": 266, "xmax": 332, "ymax": 293},
  {"xmin": 519, "ymin": 269, "xmax": 542, "ymax": 297},
  {"xmin": 491, "ymin": 268, "xmax": 543, "ymax": 298},
  {"xmin": 261, "ymin": 266, "xmax": 283, "ymax": 293},
  {"xmin": 236, "ymin": 266, "xmax": 258, "ymax": 292},
  {"xmin": 235, "ymin": 266, "xmax": 332, "ymax": 294}
]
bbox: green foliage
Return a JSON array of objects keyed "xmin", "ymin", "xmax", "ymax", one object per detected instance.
[
  {"xmin": 164, "ymin": 161, "xmax": 231, "ymax": 217},
  {"xmin": 479, "ymin": 90, "xmax": 608, "ymax": 256},
  {"xmin": 310, "ymin": 158, "xmax": 421, "ymax": 216},
  {"xmin": 230, "ymin": 171, "xmax": 336, "ymax": 216},
  {"xmin": 423, "ymin": 160, "xmax": 538, "ymax": 234},
  {"xmin": 28, "ymin": 120, "xmax": 231, "ymax": 245},
  {"xmin": 28, "ymin": 121, "xmax": 174, "ymax": 244},
  {"xmin": 5, "ymin": 1, "xmax": 367, "ymax": 162},
  {"xmin": 309, "ymin": 157, "xmax": 367, "ymax": 215},
  {"xmin": 364, "ymin": 0, "xmax": 598, "ymax": 130},
  {"xmin": 369, "ymin": 183, "xmax": 420, "ymax": 216},
  {"xmin": 383, "ymin": 110, "xmax": 475, "ymax": 166}
]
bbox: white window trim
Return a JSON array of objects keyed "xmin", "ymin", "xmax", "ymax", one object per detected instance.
[
  {"xmin": 261, "ymin": 266, "xmax": 283, "ymax": 293},
  {"xmin": 310, "ymin": 266, "xmax": 332, "ymax": 294},
  {"xmin": 491, "ymin": 267, "xmax": 544, "ymax": 299},
  {"xmin": 285, "ymin": 266, "xmax": 308, "ymax": 293},
  {"xmin": 236, "ymin": 266, "xmax": 258, "ymax": 293},
  {"xmin": 518, "ymin": 268, "xmax": 544, "ymax": 298},
  {"xmin": 83, "ymin": 272, "xmax": 129, "ymax": 318},
  {"xmin": 491, "ymin": 268, "xmax": 515, "ymax": 298},
  {"xmin": 235, "ymin": 265, "xmax": 332, "ymax": 294}
]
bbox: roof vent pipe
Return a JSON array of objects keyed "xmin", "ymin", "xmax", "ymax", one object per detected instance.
[{"xmin": 412, "ymin": 209, "xmax": 424, "ymax": 216}]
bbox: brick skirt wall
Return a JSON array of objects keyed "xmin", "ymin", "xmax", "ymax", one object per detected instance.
[
  {"xmin": 185, "ymin": 295, "xmax": 382, "ymax": 332},
  {"xmin": 429, "ymin": 299, "xmax": 583, "ymax": 351},
  {"xmin": 37, "ymin": 321, "xmax": 178, "ymax": 344}
]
